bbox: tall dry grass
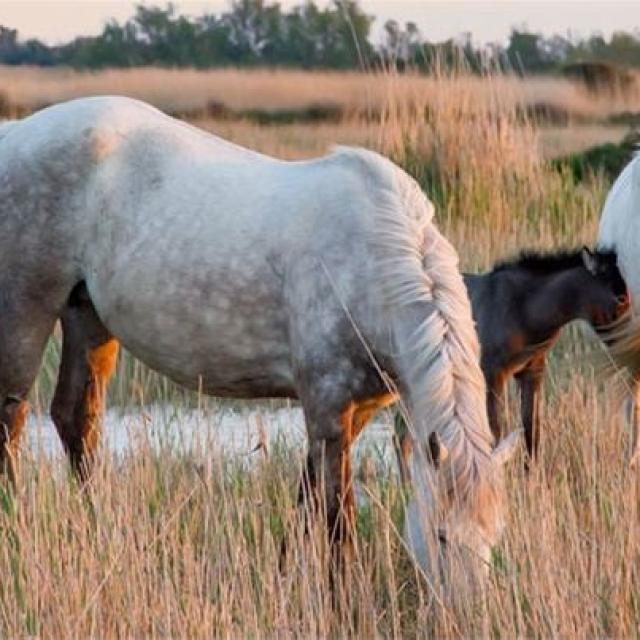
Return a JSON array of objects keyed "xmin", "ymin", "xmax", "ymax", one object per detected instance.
[
  {"xmin": 1, "ymin": 66, "xmax": 638, "ymax": 637},
  {"xmin": 186, "ymin": 116, "xmax": 629, "ymax": 161},
  {"xmin": 2, "ymin": 65, "xmax": 640, "ymax": 122},
  {"xmin": 6, "ymin": 345, "xmax": 639, "ymax": 637}
]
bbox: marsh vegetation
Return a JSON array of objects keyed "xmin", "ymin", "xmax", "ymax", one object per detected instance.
[{"xmin": 0, "ymin": 64, "xmax": 638, "ymax": 637}]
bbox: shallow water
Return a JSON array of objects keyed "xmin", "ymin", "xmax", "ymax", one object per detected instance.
[{"xmin": 25, "ymin": 402, "xmax": 399, "ymax": 469}]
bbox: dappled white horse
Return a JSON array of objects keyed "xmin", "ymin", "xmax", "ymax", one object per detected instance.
[
  {"xmin": 599, "ymin": 154, "xmax": 640, "ymax": 466},
  {"xmin": 0, "ymin": 96, "xmax": 520, "ymax": 586}
]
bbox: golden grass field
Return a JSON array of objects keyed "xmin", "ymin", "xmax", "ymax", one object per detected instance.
[{"xmin": 0, "ymin": 65, "xmax": 639, "ymax": 637}]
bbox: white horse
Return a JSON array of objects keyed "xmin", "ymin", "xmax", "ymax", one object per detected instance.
[
  {"xmin": 0, "ymin": 96, "xmax": 520, "ymax": 586},
  {"xmin": 599, "ymin": 154, "xmax": 640, "ymax": 466}
]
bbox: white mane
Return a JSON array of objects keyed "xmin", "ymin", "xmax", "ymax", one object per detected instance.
[{"xmin": 339, "ymin": 147, "xmax": 495, "ymax": 504}]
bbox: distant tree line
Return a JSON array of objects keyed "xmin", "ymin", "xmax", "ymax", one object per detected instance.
[
  {"xmin": 0, "ymin": 1, "xmax": 373, "ymax": 69},
  {"xmin": 2, "ymin": 0, "xmax": 640, "ymax": 73}
]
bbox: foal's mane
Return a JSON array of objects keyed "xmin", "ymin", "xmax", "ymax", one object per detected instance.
[
  {"xmin": 492, "ymin": 247, "xmax": 617, "ymax": 275},
  {"xmin": 335, "ymin": 146, "xmax": 496, "ymax": 508}
]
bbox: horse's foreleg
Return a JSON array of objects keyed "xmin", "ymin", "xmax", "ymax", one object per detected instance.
[
  {"xmin": 302, "ymin": 403, "xmax": 356, "ymax": 551},
  {"xmin": 303, "ymin": 393, "xmax": 396, "ymax": 544},
  {"xmin": 286, "ymin": 382, "xmax": 359, "ymax": 572},
  {"xmin": 51, "ymin": 290, "xmax": 119, "ymax": 482},
  {"xmin": 516, "ymin": 356, "xmax": 545, "ymax": 466},
  {"xmin": 354, "ymin": 395, "xmax": 406, "ymax": 485}
]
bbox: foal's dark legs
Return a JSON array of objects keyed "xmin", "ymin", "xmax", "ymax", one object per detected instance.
[
  {"xmin": 51, "ymin": 289, "xmax": 119, "ymax": 481},
  {"xmin": 486, "ymin": 372, "xmax": 508, "ymax": 441},
  {"xmin": 515, "ymin": 355, "xmax": 545, "ymax": 465}
]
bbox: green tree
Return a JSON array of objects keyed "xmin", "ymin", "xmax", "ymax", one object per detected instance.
[{"xmin": 507, "ymin": 29, "xmax": 554, "ymax": 73}]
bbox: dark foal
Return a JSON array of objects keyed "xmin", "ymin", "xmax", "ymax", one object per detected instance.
[{"xmin": 396, "ymin": 246, "xmax": 629, "ymax": 472}]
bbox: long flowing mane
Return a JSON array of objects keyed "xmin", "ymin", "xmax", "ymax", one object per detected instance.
[{"xmin": 341, "ymin": 147, "xmax": 495, "ymax": 505}]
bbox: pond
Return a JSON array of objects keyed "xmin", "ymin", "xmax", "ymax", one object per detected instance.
[{"xmin": 25, "ymin": 402, "xmax": 400, "ymax": 471}]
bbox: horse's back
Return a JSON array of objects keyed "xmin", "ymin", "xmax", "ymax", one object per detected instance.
[
  {"xmin": 0, "ymin": 94, "xmax": 395, "ymax": 298},
  {"xmin": 0, "ymin": 96, "xmax": 426, "ymax": 397}
]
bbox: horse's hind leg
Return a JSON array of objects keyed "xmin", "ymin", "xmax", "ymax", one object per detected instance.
[
  {"xmin": 51, "ymin": 285, "xmax": 119, "ymax": 480},
  {"xmin": 0, "ymin": 399, "xmax": 32, "ymax": 483},
  {"xmin": 0, "ymin": 307, "xmax": 59, "ymax": 482}
]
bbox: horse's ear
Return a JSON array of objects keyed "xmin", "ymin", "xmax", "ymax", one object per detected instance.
[
  {"xmin": 492, "ymin": 429, "xmax": 522, "ymax": 466},
  {"xmin": 427, "ymin": 432, "xmax": 449, "ymax": 468},
  {"xmin": 581, "ymin": 246, "xmax": 598, "ymax": 275}
]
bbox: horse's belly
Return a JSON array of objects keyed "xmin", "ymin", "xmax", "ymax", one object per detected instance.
[
  {"xmin": 115, "ymin": 324, "xmax": 296, "ymax": 399},
  {"xmin": 88, "ymin": 267, "xmax": 296, "ymax": 398},
  {"xmin": 134, "ymin": 346, "xmax": 296, "ymax": 398}
]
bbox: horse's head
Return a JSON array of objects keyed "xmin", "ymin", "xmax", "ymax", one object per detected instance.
[
  {"xmin": 404, "ymin": 430, "xmax": 521, "ymax": 597},
  {"xmin": 580, "ymin": 247, "xmax": 630, "ymax": 328}
]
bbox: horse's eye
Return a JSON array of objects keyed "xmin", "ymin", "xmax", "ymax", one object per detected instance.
[{"xmin": 437, "ymin": 528, "xmax": 448, "ymax": 548}]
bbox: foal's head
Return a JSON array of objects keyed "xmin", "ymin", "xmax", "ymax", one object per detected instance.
[
  {"xmin": 578, "ymin": 247, "xmax": 629, "ymax": 328},
  {"xmin": 495, "ymin": 246, "xmax": 629, "ymax": 329}
]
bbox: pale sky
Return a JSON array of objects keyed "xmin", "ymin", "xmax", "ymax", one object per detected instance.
[{"xmin": 1, "ymin": 1, "xmax": 639, "ymax": 47}]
